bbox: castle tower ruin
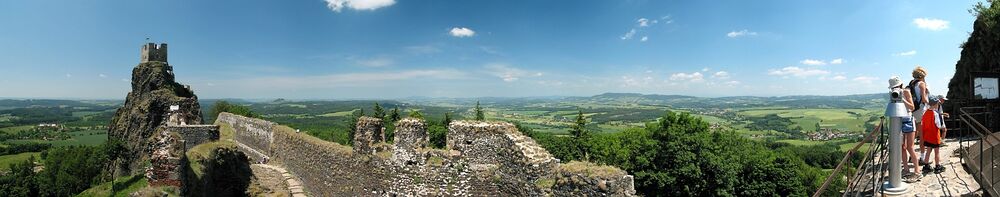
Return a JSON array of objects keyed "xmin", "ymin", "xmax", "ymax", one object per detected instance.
[{"xmin": 140, "ymin": 43, "xmax": 168, "ymax": 63}]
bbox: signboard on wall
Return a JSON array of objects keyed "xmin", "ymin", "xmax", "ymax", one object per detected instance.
[{"xmin": 974, "ymin": 77, "xmax": 999, "ymax": 100}]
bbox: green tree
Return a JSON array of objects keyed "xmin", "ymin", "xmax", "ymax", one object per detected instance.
[
  {"xmin": 347, "ymin": 108, "xmax": 365, "ymax": 146},
  {"xmin": 474, "ymin": 101, "xmax": 485, "ymax": 121},
  {"xmin": 389, "ymin": 107, "xmax": 401, "ymax": 122},
  {"xmin": 373, "ymin": 102, "xmax": 385, "ymax": 119},
  {"xmin": 408, "ymin": 110, "xmax": 424, "ymax": 119},
  {"xmin": 104, "ymin": 139, "xmax": 127, "ymax": 195},
  {"xmin": 442, "ymin": 112, "xmax": 453, "ymax": 126},
  {"xmin": 569, "ymin": 110, "xmax": 590, "ymax": 160},
  {"xmin": 210, "ymin": 100, "xmax": 259, "ymax": 119}
]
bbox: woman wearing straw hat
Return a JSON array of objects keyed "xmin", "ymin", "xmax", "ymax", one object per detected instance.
[{"xmin": 890, "ymin": 76, "xmax": 922, "ymax": 182}]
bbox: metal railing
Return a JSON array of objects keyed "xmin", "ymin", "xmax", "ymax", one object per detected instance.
[
  {"xmin": 957, "ymin": 106, "xmax": 1000, "ymax": 196},
  {"xmin": 813, "ymin": 117, "xmax": 885, "ymax": 197}
]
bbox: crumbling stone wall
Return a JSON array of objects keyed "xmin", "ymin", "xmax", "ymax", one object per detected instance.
[
  {"xmin": 167, "ymin": 125, "xmax": 220, "ymax": 149},
  {"xmin": 146, "ymin": 130, "xmax": 186, "ymax": 189},
  {"xmin": 354, "ymin": 117, "xmax": 385, "ymax": 155},
  {"xmin": 215, "ymin": 113, "xmax": 635, "ymax": 196}
]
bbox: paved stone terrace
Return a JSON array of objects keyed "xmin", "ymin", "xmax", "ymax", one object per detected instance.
[{"xmin": 848, "ymin": 138, "xmax": 984, "ymax": 196}]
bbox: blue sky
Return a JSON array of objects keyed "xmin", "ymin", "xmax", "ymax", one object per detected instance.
[{"xmin": 0, "ymin": 0, "xmax": 982, "ymax": 99}]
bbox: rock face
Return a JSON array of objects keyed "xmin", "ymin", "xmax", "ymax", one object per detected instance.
[
  {"xmin": 945, "ymin": 2, "xmax": 1000, "ymax": 132},
  {"xmin": 946, "ymin": 3, "xmax": 1000, "ymax": 100},
  {"xmin": 108, "ymin": 43, "xmax": 203, "ymax": 176}
]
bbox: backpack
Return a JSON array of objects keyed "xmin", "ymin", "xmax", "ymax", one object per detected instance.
[{"xmin": 907, "ymin": 80, "xmax": 923, "ymax": 111}]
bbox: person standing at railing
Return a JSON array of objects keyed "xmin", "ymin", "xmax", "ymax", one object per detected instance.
[
  {"xmin": 907, "ymin": 66, "xmax": 931, "ymax": 165},
  {"xmin": 891, "ymin": 76, "xmax": 923, "ymax": 182},
  {"xmin": 920, "ymin": 95, "xmax": 947, "ymax": 174}
]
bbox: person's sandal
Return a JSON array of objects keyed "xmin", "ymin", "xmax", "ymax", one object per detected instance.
[
  {"xmin": 922, "ymin": 165, "xmax": 933, "ymax": 174},
  {"xmin": 934, "ymin": 165, "xmax": 946, "ymax": 174}
]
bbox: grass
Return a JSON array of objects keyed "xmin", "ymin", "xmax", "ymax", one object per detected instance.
[
  {"xmin": 0, "ymin": 152, "xmax": 40, "ymax": 169},
  {"xmin": 76, "ymin": 174, "xmax": 178, "ymax": 197},
  {"xmin": 559, "ymin": 161, "xmax": 625, "ymax": 178}
]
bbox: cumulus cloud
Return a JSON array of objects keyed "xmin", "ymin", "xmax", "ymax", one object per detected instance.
[
  {"xmin": 724, "ymin": 81, "xmax": 741, "ymax": 86},
  {"xmin": 767, "ymin": 66, "xmax": 830, "ymax": 78},
  {"xmin": 669, "ymin": 72, "xmax": 704, "ymax": 82},
  {"xmin": 894, "ymin": 50, "xmax": 917, "ymax": 56},
  {"xmin": 913, "ymin": 18, "xmax": 950, "ymax": 31},
  {"xmin": 832, "ymin": 75, "xmax": 847, "ymax": 80},
  {"xmin": 713, "ymin": 71, "xmax": 730, "ymax": 79},
  {"xmin": 99, "ymin": 74, "xmax": 107, "ymax": 78},
  {"xmin": 640, "ymin": 36, "xmax": 648, "ymax": 42},
  {"xmin": 726, "ymin": 29, "xmax": 757, "ymax": 38},
  {"xmin": 449, "ymin": 27, "xmax": 476, "ymax": 37},
  {"xmin": 325, "ymin": 0, "xmax": 396, "ymax": 12},
  {"xmin": 830, "ymin": 58, "xmax": 844, "ymax": 65},
  {"xmin": 800, "ymin": 59, "xmax": 826, "ymax": 66}
]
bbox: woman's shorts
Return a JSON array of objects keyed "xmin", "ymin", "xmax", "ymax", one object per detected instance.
[
  {"xmin": 913, "ymin": 108, "xmax": 926, "ymax": 124},
  {"xmin": 902, "ymin": 116, "xmax": 915, "ymax": 133}
]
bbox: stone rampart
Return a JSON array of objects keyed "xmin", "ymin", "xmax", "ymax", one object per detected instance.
[
  {"xmin": 214, "ymin": 112, "xmax": 635, "ymax": 196},
  {"xmin": 166, "ymin": 125, "xmax": 219, "ymax": 149}
]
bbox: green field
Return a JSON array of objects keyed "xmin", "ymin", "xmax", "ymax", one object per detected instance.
[
  {"xmin": 0, "ymin": 125, "xmax": 34, "ymax": 134},
  {"xmin": 318, "ymin": 109, "xmax": 357, "ymax": 117},
  {"xmin": 739, "ymin": 108, "xmax": 873, "ymax": 132},
  {"xmin": 0, "ymin": 152, "xmax": 40, "ymax": 169},
  {"xmin": 4, "ymin": 130, "xmax": 107, "ymax": 147}
]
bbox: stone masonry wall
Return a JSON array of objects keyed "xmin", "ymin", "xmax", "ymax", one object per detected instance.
[
  {"xmin": 167, "ymin": 125, "xmax": 219, "ymax": 149},
  {"xmin": 214, "ymin": 112, "xmax": 635, "ymax": 196},
  {"xmin": 216, "ymin": 113, "xmax": 274, "ymax": 162}
]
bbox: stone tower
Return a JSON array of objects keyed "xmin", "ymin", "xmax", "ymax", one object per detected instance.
[{"xmin": 140, "ymin": 43, "xmax": 168, "ymax": 63}]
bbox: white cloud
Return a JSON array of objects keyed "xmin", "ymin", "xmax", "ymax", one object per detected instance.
[
  {"xmin": 832, "ymin": 75, "xmax": 847, "ymax": 80},
  {"xmin": 913, "ymin": 18, "xmax": 950, "ymax": 31},
  {"xmin": 640, "ymin": 36, "xmax": 648, "ymax": 42},
  {"xmin": 484, "ymin": 63, "xmax": 539, "ymax": 82},
  {"xmin": 830, "ymin": 58, "xmax": 844, "ymax": 65},
  {"xmin": 356, "ymin": 57, "xmax": 394, "ymax": 67},
  {"xmin": 449, "ymin": 27, "xmax": 476, "ymax": 37},
  {"xmin": 99, "ymin": 74, "xmax": 107, "ymax": 78},
  {"xmin": 638, "ymin": 18, "xmax": 650, "ymax": 27},
  {"xmin": 65, "ymin": 74, "xmax": 72, "ymax": 78},
  {"xmin": 724, "ymin": 81, "xmax": 741, "ymax": 86},
  {"xmin": 325, "ymin": 0, "xmax": 396, "ymax": 12},
  {"xmin": 669, "ymin": 72, "xmax": 704, "ymax": 82},
  {"xmin": 767, "ymin": 66, "xmax": 830, "ymax": 78},
  {"xmin": 852, "ymin": 76, "xmax": 878, "ymax": 84},
  {"xmin": 894, "ymin": 50, "xmax": 917, "ymax": 56},
  {"xmin": 800, "ymin": 59, "xmax": 827, "ymax": 66},
  {"xmin": 726, "ymin": 29, "xmax": 758, "ymax": 38},
  {"xmin": 701, "ymin": 67, "xmax": 709, "ymax": 72},
  {"xmin": 713, "ymin": 71, "xmax": 730, "ymax": 79},
  {"xmin": 621, "ymin": 29, "xmax": 636, "ymax": 40}
]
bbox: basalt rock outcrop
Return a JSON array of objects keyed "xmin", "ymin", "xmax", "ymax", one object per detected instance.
[
  {"xmin": 945, "ymin": 2, "xmax": 1000, "ymax": 131},
  {"xmin": 108, "ymin": 43, "xmax": 205, "ymax": 176}
]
